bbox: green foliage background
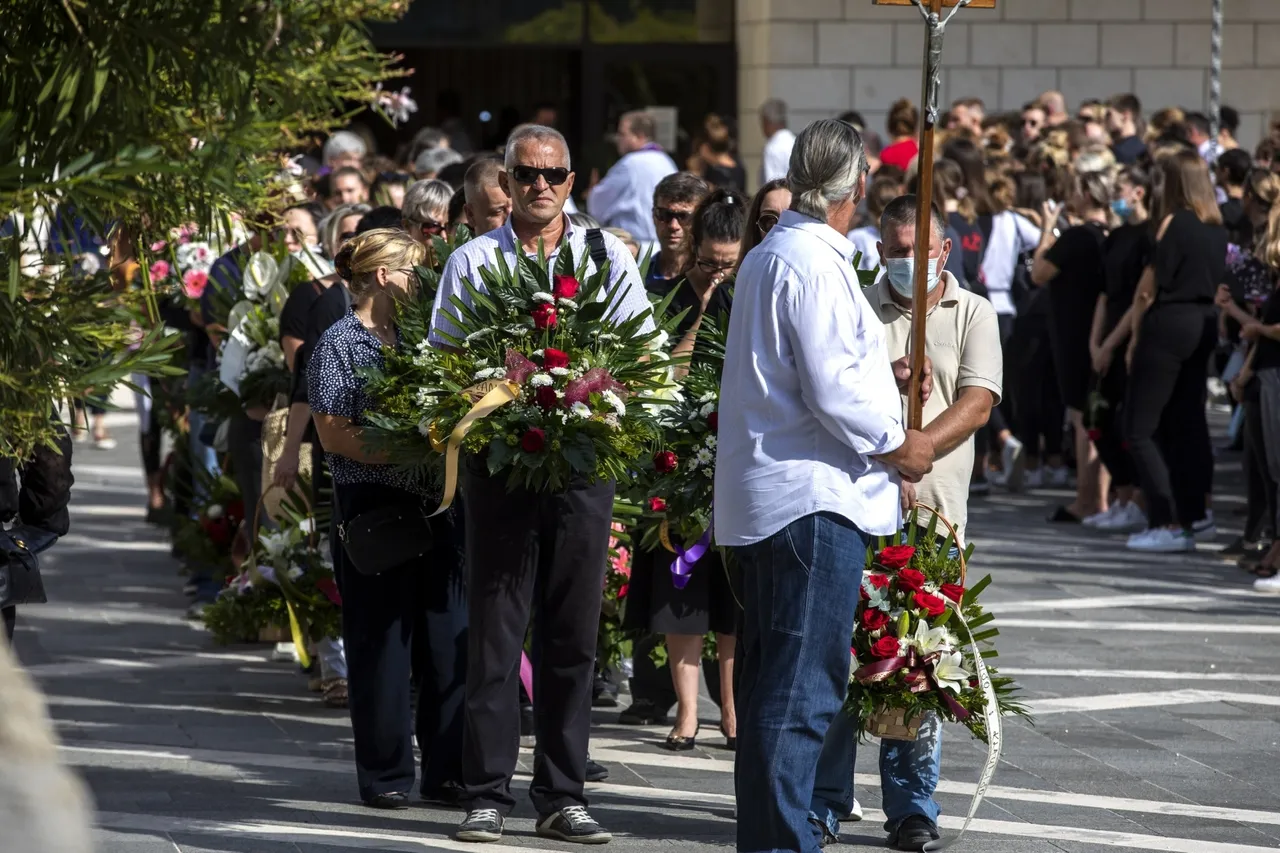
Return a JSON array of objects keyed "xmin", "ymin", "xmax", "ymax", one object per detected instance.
[{"xmin": 0, "ymin": 0, "xmax": 406, "ymax": 459}]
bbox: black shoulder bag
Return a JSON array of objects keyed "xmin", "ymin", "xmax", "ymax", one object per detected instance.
[
  {"xmin": 0, "ymin": 525, "xmax": 56, "ymax": 610},
  {"xmin": 585, "ymin": 227, "xmax": 609, "ymax": 271}
]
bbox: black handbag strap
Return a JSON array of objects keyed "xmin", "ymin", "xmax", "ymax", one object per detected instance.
[{"xmin": 586, "ymin": 228, "xmax": 609, "ymax": 271}]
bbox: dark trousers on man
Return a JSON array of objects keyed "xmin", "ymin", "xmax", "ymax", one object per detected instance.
[
  {"xmin": 1123, "ymin": 306, "xmax": 1216, "ymax": 528},
  {"xmin": 334, "ymin": 482, "xmax": 468, "ymax": 802},
  {"xmin": 460, "ymin": 462, "xmax": 614, "ymax": 817}
]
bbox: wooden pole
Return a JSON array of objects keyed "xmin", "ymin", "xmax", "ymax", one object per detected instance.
[{"xmin": 906, "ymin": 0, "xmax": 944, "ymax": 431}]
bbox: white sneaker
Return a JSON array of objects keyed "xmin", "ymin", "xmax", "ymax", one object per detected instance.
[
  {"xmin": 1127, "ymin": 528, "xmax": 1195, "ymax": 553},
  {"xmin": 1023, "ymin": 467, "xmax": 1043, "ymax": 489},
  {"xmin": 1096, "ymin": 502, "xmax": 1147, "ymax": 533},
  {"xmin": 840, "ymin": 798, "xmax": 864, "ymax": 822},
  {"xmin": 1046, "ymin": 466, "xmax": 1071, "ymax": 488},
  {"xmin": 1001, "ymin": 437, "xmax": 1025, "ymax": 491},
  {"xmin": 1254, "ymin": 574, "xmax": 1280, "ymax": 594},
  {"xmin": 1193, "ymin": 511, "xmax": 1217, "ymax": 542},
  {"xmin": 1083, "ymin": 505, "xmax": 1119, "ymax": 528}
]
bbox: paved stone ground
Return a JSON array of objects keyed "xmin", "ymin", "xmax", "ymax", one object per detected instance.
[{"xmin": 12, "ymin": 410, "xmax": 1280, "ymax": 853}]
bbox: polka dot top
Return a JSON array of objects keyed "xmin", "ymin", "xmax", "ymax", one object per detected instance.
[{"xmin": 308, "ymin": 310, "xmax": 422, "ymax": 493}]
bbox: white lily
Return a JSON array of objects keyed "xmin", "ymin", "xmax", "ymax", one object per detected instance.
[
  {"xmin": 931, "ymin": 651, "xmax": 970, "ymax": 694},
  {"xmin": 910, "ymin": 619, "xmax": 954, "ymax": 655}
]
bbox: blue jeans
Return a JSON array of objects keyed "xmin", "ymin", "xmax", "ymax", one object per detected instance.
[
  {"xmin": 733, "ymin": 512, "xmax": 867, "ymax": 853},
  {"xmin": 809, "ymin": 709, "xmax": 943, "ymax": 841}
]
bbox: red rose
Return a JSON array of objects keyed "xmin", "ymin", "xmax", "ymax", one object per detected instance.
[
  {"xmin": 877, "ymin": 544, "xmax": 916, "ymax": 569},
  {"xmin": 532, "ymin": 303, "xmax": 557, "ymax": 329},
  {"xmin": 860, "ymin": 585, "xmax": 870, "ymax": 601},
  {"xmin": 968, "ymin": 677, "xmax": 980, "ymax": 688},
  {"xmin": 867, "ymin": 573, "xmax": 890, "ymax": 590},
  {"xmin": 535, "ymin": 385, "xmax": 559, "ymax": 411},
  {"xmin": 860, "ymin": 608, "xmax": 890, "ymax": 632},
  {"xmin": 895, "ymin": 568, "xmax": 926, "ymax": 593},
  {"xmin": 543, "ymin": 347, "xmax": 570, "ymax": 369},
  {"xmin": 617, "ymin": 583, "xmax": 629, "ymax": 599},
  {"xmin": 553, "ymin": 274, "xmax": 580, "ymax": 300},
  {"xmin": 870, "ymin": 635, "xmax": 902, "ymax": 659},
  {"xmin": 939, "ymin": 583, "xmax": 965, "ymax": 603},
  {"xmin": 1087, "ymin": 427, "xmax": 1102, "ymax": 441},
  {"xmin": 521, "ymin": 428, "xmax": 546, "ymax": 453},
  {"xmin": 653, "ymin": 450, "xmax": 678, "ymax": 473},
  {"xmin": 706, "ymin": 411, "xmax": 718, "ymax": 433},
  {"xmin": 913, "ymin": 591, "xmax": 947, "ymax": 618},
  {"xmin": 648, "ymin": 497, "xmax": 668, "ymax": 512}
]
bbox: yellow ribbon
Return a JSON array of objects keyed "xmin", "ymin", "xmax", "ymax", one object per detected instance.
[
  {"xmin": 658, "ymin": 519, "xmax": 677, "ymax": 554},
  {"xmin": 427, "ymin": 380, "xmax": 521, "ymax": 517},
  {"xmin": 246, "ymin": 563, "xmax": 312, "ymax": 670}
]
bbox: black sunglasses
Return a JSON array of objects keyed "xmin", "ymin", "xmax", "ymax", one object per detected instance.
[
  {"xmin": 414, "ymin": 217, "xmax": 446, "ymax": 235},
  {"xmin": 757, "ymin": 212, "xmax": 780, "ymax": 234},
  {"xmin": 695, "ymin": 257, "xmax": 736, "ymax": 275},
  {"xmin": 510, "ymin": 165, "xmax": 570, "ymax": 186},
  {"xmin": 654, "ymin": 207, "xmax": 692, "ymax": 225},
  {"xmin": 339, "ymin": 230, "xmax": 357, "ymax": 241}
]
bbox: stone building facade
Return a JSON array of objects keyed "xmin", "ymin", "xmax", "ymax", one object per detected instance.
[{"xmin": 737, "ymin": 0, "xmax": 1280, "ymax": 186}]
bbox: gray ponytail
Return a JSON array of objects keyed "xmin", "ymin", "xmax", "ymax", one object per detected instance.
[{"xmin": 787, "ymin": 119, "xmax": 868, "ymax": 221}]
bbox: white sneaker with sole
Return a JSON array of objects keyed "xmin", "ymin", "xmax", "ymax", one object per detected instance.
[
  {"xmin": 1254, "ymin": 574, "xmax": 1280, "ymax": 594},
  {"xmin": 1082, "ymin": 505, "xmax": 1119, "ymax": 528},
  {"xmin": 1127, "ymin": 528, "xmax": 1195, "ymax": 553},
  {"xmin": 840, "ymin": 798, "xmax": 863, "ymax": 822},
  {"xmin": 1192, "ymin": 511, "xmax": 1217, "ymax": 542},
  {"xmin": 1096, "ymin": 502, "xmax": 1147, "ymax": 533}
]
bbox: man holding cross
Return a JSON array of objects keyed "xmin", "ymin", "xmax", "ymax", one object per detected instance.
[{"xmin": 808, "ymin": 195, "xmax": 1002, "ymax": 851}]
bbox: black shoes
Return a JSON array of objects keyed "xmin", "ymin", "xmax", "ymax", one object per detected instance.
[
  {"xmin": 363, "ymin": 791, "xmax": 409, "ymax": 810},
  {"xmin": 457, "ymin": 808, "xmax": 504, "ymax": 842},
  {"xmin": 617, "ymin": 699, "xmax": 669, "ymax": 726},
  {"xmin": 586, "ymin": 756, "xmax": 610, "ymax": 782},
  {"xmin": 592, "ymin": 672, "xmax": 619, "ymax": 708},
  {"xmin": 536, "ymin": 805, "xmax": 612, "ymax": 844},
  {"xmin": 420, "ymin": 781, "xmax": 463, "ymax": 809},
  {"xmin": 892, "ymin": 814, "xmax": 940, "ymax": 851},
  {"xmin": 808, "ymin": 816, "xmax": 837, "ymax": 848},
  {"xmin": 660, "ymin": 724, "xmax": 699, "ymax": 751},
  {"xmin": 720, "ymin": 723, "xmax": 736, "ymax": 751}
]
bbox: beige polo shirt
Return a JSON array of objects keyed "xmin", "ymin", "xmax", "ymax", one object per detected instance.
[{"xmin": 867, "ymin": 272, "xmax": 1003, "ymax": 543}]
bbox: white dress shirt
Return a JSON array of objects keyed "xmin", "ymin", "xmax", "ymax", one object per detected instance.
[
  {"xmin": 847, "ymin": 224, "xmax": 881, "ymax": 273},
  {"xmin": 715, "ymin": 210, "xmax": 907, "ymax": 546},
  {"xmin": 586, "ymin": 146, "xmax": 677, "ymax": 247},
  {"xmin": 429, "ymin": 214, "xmax": 654, "ymax": 347},
  {"xmin": 979, "ymin": 210, "xmax": 1040, "ymax": 316},
  {"xmin": 761, "ymin": 128, "xmax": 796, "ymax": 184}
]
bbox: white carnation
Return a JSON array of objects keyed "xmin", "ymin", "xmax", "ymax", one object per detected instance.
[
  {"xmin": 549, "ymin": 367, "xmax": 571, "ymax": 377},
  {"xmin": 529, "ymin": 373, "xmax": 553, "ymax": 387},
  {"xmin": 557, "ymin": 298, "xmax": 578, "ymax": 309},
  {"xmin": 532, "ymin": 291, "xmax": 555, "ymax": 303},
  {"xmin": 699, "ymin": 401, "xmax": 716, "ymax": 418}
]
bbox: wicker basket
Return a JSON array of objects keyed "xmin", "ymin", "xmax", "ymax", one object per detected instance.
[
  {"xmin": 257, "ymin": 624, "xmax": 289, "ymax": 643},
  {"xmin": 866, "ymin": 707, "xmax": 925, "ymax": 741}
]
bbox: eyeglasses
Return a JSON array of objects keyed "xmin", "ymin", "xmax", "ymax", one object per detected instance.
[
  {"xmin": 654, "ymin": 207, "xmax": 693, "ymax": 225},
  {"xmin": 695, "ymin": 257, "xmax": 736, "ymax": 276},
  {"xmin": 414, "ymin": 217, "xmax": 446, "ymax": 236},
  {"xmin": 757, "ymin": 212, "xmax": 780, "ymax": 234},
  {"xmin": 339, "ymin": 230, "xmax": 357, "ymax": 241},
  {"xmin": 510, "ymin": 165, "xmax": 570, "ymax": 186}
]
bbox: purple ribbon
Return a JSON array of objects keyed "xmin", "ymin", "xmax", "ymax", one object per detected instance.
[{"xmin": 670, "ymin": 522, "xmax": 713, "ymax": 590}]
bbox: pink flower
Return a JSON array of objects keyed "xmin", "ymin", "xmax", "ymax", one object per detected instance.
[
  {"xmin": 182, "ymin": 269, "xmax": 209, "ymax": 299},
  {"xmin": 149, "ymin": 240, "xmax": 167, "ymax": 253},
  {"xmin": 149, "ymin": 260, "xmax": 171, "ymax": 282}
]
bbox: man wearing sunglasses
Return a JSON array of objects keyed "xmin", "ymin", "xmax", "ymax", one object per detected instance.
[
  {"xmin": 586, "ymin": 110, "xmax": 677, "ymax": 255},
  {"xmin": 429, "ymin": 124, "xmax": 654, "ymax": 847},
  {"xmin": 646, "ymin": 171, "xmax": 710, "ymax": 286}
]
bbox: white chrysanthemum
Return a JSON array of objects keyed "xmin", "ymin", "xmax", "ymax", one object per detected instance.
[
  {"xmin": 529, "ymin": 373, "xmax": 553, "ymax": 387},
  {"xmin": 473, "ymin": 367, "xmax": 504, "ymax": 380},
  {"xmin": 695, "ymin": 447, "xmax": 714, "ymax": 467},
  {"xmin": 557, "ymin": 298, "xmax": 578, "ymax": 309},
  {"xmin": 507, "ymin": 326, "xmax": 530, "ymax": 337},
  {"xmin": 532, "ymin": 291, "xmax": 555, "ymax": 303},
  {"xmin": 417, "ymin": 417, "xmax": 433, "ymax": 438},
  {"xmin": 698, "ymin": 391, "xmax": 717, "ymax": 403},
  {"xmin": 699, "ymin": 401, "xmax": 716, "ymax": 418},
  {"xmin": 465, "ymin": 328, "xmax": 495, "ymax": 342},
  {"xmin": 705, "ymin": 435, "xmax": 717, "ymax": 449},
  {"xmin": 601, "ymin": 389, "xmax": 627, "ymax": 417},
  {"xmin": 571, "ymin": 401, "xmax": 592, "ymax": 419},
  {"xmin": 549, "ymin": 367, "xmax": 570, "ymax": 377},
  {"xmin": 473, "ymin": 358, "xmax": 489, "ymax": 368}
]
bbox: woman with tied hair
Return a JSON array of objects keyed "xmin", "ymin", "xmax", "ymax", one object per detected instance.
[
  {"xmin": 1032, "ymin": 168, "xmax": 1115, "ymax": 525},
  {"xmin": 1122, "ymin": 149, "xmax": 1226, "ymax": 553},
  {"xmin": 308, "ymin": 228, "xmax": 469, "ymax": 809}
]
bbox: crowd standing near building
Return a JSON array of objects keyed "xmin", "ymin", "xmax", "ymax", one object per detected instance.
[{"xmin": 9, "ymin": 66, "xmax": 1280, "ymax": 853}]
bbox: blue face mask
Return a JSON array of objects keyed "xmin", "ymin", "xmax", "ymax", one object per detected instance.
[
  {"xmin": 884, "ymin": 256, "xmax": 941, "ymax": 299},
  {"xmin": 1111, "ymin": 198, "xmax": 1133, "ymax": 221}
]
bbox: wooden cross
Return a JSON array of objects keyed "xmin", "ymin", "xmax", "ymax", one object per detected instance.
[{"xmin": 875, "ymin": 0, "xmax": 995, "ymax": 429}]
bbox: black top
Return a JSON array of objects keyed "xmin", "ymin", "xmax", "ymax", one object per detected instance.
[
  {"xmin": 1154, "ymin": 210, "xmax": 1227, "ymax": 306},
  {"xmin": 702, "ymin": 161, "xmax": 746, "ymax": 193},
  {"xmin": 1256, "ymin": 289, "xmax": 1280, "ymax": 372},
  {"xmin": 291, "ymin": 282, "xmax": 351, "ymax": 407},
  {"xmin": 1101, "ymin": 223, "xmax": 1154, "ymax": 333},
  {"xmin": 0, "ymin": 426, "xmax": 72, "ymax": 538},
  {"xmin": 1044, "ymin": 221, "xmax": 1107, "ymax": 335},
  {"xmin": 279, "ymin": 279, "xmax": 329, "ymax": 344},
  {"xmin": 949, "ymin": 212, "xmax": 985, "ymax": 288},
  {"xmin": 1220, "ymin": 198, "xmax": 1251, "ymax": 248},
  {"xmin": 645, "ymin": 275, "xmax": 733, "ymax": 339},
  {"xmin": 1112, "ymin": 136, "xmax": 1146, "ymax": 165}
]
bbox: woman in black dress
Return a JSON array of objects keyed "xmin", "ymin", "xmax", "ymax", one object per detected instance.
[
  {"xmin": 1031, "ymin": 169, "xmax": 1112, "ymax": 523},
  {"xmin": 625, "ymin": 189, "xmax": 745, "ymax": 751},
  {"xmin": 1123, "ymin": 149, "xmax": 1227, "ymax": 553}
]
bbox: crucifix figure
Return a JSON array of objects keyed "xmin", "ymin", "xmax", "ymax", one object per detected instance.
[{"xmin": 875, "ymin": 0, "xmax": 994, "ymax": 429}]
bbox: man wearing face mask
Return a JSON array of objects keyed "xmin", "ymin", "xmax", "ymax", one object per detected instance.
[{"xmin": 807, "ymin": 195, "xmax": 1002, "ymax": 851}]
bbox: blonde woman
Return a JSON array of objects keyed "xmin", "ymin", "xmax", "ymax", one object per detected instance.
[{"xmin": 308, "ymin": 228, "xmax": 468, "ymax": 810}]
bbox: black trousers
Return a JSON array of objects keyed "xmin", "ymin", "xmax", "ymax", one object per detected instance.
[
  {"xmin": 334, "ymin": 482, "xmax": 468, "ymax": 802},
  {"xmin": 1013, "ymin": 311, "xmax": 1064, "ymax": 459},
  {"xmin": 227, "ymin": 414, "xmax": 263, "ymax": 531},
  {"xmin": 1094, "ymin": 358, "xmax": 1135, "ymax": 488},
  {"xmin": 1123, "ymin": 305, "xmax": 1217, "ymax": 529},
  {"xmin": 461, "ymin": 462, "xmax": 614, "ymax": 816},
  {"xmin": 1242, "ymin": 395, "xmax": 1276, "ymax": 542}
]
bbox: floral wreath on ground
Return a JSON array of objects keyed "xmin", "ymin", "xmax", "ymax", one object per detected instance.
[
  {"xmin": 361, "ymin": 242, "xmax": 681, "ymax": 493},
  {"xmin": 848, "ymin": 512, "xmax": 1029, "ymax": 742}
]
